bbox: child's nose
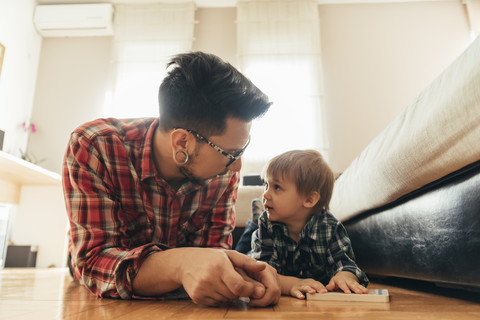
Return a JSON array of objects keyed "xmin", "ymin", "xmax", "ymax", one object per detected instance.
[{"xmin": 263, "ymin": 188, "xmax": 270, "ymax": 200}]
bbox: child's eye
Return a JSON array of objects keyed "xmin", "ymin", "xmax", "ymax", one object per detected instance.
[{"xmin": 274, "ymin": 184, "xmax": 281, "ymax": 191}]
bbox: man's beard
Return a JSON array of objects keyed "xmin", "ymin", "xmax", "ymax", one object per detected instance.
[
  {"xmin": 178, "ymin": 157, "xmax": 229, "ymax": 185},
  {"xmin": 176, "ymin": 149, "xmax": 207, "ymax": 185},
  {"xmin": 178, "ymin": 165, "xmax": 207, "ymax": 185}
]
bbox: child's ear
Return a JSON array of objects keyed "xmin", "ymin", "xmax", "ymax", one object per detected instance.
[{"xmin": 304, "ymin": 191, "xmax": 320, "ymax": 208}]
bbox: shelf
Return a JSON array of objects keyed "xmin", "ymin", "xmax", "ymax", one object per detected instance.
[{"xmin": 0, "ymin": 150, "xmax": 61, "ymax": 203}]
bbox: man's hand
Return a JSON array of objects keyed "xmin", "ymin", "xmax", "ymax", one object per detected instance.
[
  {"xmin": 132, "ymin": 248, "xmax": 281, "ymax": 307},
  {"xmin": 225, "ymin": 251, "xmax": 281, "ymax": 307},
  {"xmin": 133, "ymin": 248, "xmax": 266, "ymax": 306},
  {"xmin": 325, "ymin": 271, "xmax": 368, "ymax": 294},
  {"xmin": 179, "ymin": 248, "xmax": 267, "ymax": 306}
]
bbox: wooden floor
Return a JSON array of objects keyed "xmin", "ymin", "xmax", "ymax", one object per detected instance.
[{"xmin": 1, "ymin": 268, "xmax": 480, "ymax": 320}]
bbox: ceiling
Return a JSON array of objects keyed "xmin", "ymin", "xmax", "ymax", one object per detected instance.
[
  {"xmin": 36, "ymin": 0, "xmax": 450, "ymax": 8},
  {"xmin": 35, "ymin": 0, "xmax": 237, "ymax": 7}
]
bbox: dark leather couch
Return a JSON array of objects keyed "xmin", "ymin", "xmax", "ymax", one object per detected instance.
[{"xmin": 344, "ymin": 160, "xmax": 480, "ymax": 292}]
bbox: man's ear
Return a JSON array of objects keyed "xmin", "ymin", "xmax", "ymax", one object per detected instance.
[
  {"xmin": 170, "ymin": 129, "xmax": 189, "ymax": 152},
  {"xmin": 304, "ymin": 191, "xmax": 320, "ymax": 208},
  {"xmin": 170, "ymin": 129, "xmax": 196, "ymax": 164}
]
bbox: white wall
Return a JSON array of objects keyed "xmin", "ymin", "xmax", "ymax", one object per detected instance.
[
  {"xmin": 0, "ymin": 0, "xmax": 42, "ymax": 157},
  {"xmin": 29, "ymin": 37, "xmax": 113, "ymax": 174},
  {"xmin": 319, "ymin": 1, "xmax": 472, "ymax": 172},
  {"xmin": 193, "ymin": 8, "xmax": 237, "ymax": 66}
]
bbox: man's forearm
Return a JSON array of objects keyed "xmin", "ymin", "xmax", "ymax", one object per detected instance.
[
  {"xmin": 133, "ymin": 247, "xmax": 279, "ymax": 306},
  {"xmin": 132, "ymin": 249, "xmax": 185, "ymax": 296}
]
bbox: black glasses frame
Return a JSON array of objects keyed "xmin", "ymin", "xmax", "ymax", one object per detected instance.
[{"xmin": 175, "ymin": 127, "xmax": 250, "ymax": 167}]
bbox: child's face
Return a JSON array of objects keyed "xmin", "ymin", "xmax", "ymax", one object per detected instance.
[{"xmin": 262, "ymin": 173, "xmax": 310, "ymax": 224}]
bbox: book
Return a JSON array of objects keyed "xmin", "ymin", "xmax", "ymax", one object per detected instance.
[{"xmin": 307, "ymin": 289, "xmax": 389, "ymax": 302}]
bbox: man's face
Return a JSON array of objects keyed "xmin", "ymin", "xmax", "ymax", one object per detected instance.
[{"xmin": 179, "ymin": 117, "xmax": 252, "ymax": 183}]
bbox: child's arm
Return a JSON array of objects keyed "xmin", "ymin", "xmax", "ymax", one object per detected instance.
[
  {"xmin": 325, "ymin": 271, "xmax": 369, "ymax": 294},
  {"xmin": 279, "ymin": 275, "xmax": 327, "ymax": 299},
  {"xmin": 326, "ymin": 218, "xmax": 369, "ymax": 289}
]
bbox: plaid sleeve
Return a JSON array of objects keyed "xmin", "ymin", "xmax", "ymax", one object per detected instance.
[
  {"xmin": 249, "ymin": 213, "xmax": 281, "ymax": 271},
  {"xmin": 63, "ymin": 133, "xmax": 164, "ymax": 299},
  {"xmin": 326, "ymin": 221, "xmax": 369, "ymax": 287}
]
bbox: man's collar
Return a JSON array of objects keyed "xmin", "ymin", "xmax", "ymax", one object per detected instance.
[{"xmin": 140, "ymin": 118, "xmax": 159, "ymax": 181}]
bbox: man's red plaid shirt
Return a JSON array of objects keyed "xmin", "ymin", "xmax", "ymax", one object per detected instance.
[{"xmin": 63, "ymin": 117, "xmax": 239, "ymax": 299}]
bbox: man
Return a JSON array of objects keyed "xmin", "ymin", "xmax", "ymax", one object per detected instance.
[{"xmin": 63, "ymin": 52, "xmax": 281, "ymax": 307}]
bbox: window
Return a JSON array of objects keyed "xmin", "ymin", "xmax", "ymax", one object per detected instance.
[
  {"xmin": 237, "ymin": 0, "xmax": 328, "ymax": 171},
  {"xmin": 104, "ymin": 3, "xmax": 195, "ymax": 118}
]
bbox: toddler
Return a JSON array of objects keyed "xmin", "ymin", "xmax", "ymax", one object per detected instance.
[{"xmin": 250, "ymin": 150, "xmax": 369, "ymax": 299}]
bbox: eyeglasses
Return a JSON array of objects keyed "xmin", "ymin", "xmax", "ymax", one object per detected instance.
[{"xmin": 175, "ymin": 127, "xmax": 250, "ymax": 167}]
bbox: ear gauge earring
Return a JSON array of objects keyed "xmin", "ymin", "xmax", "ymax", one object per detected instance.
[{"xmin": 175, "ymin": 150, "xmax": 189, "ymax": 164}]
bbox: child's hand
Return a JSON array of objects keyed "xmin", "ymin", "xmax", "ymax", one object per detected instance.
[
  {"xmin": 290, "ymin": 278, "xmax": 327, "ymax": 299},
  {"xmin": 325, "ymin": 271, "xmax": 369, "ymax": 294}
]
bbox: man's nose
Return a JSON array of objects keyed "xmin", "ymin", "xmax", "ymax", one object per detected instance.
[{"xmin": 228, "ymin": 157, "xmax": 242, "ymax": 172}]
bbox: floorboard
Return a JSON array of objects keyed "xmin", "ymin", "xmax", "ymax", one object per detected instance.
[{"xmin": 1, "ymin": 268, "xmax": 479, "ymax": 319}]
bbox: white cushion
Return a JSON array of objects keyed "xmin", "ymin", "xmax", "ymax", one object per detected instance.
[{"xmin": 331, "ymin": 35, "xmax": 480, "ymax": 222}]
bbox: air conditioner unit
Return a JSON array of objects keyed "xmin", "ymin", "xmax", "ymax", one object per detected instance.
[{"xmin": 34, "ymin": 3, "xmax": 114, "ymax": 37}]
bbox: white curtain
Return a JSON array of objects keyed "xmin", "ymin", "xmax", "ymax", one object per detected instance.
[
  {"xmin": 237, "ymin": 0, "xmax": 328, "ymax": 167},
  {"xmin": 105, "ymin": 2, "xmax": 196, "ymax": 118}
]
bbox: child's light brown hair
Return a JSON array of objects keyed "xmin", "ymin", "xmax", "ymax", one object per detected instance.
[{"xmin": 262, "ymin": 149, "xmax": 335, "ymax": 211}]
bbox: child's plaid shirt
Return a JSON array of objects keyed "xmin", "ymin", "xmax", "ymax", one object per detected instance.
[{"xmin": 250, "ymin": 210, "xmax": 369, "ymax": 286}]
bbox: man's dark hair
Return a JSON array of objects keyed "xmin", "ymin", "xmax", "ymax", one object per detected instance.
[{"xmin": 158, "ymin": 52, "xmax": 272, "ymax": 136}]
